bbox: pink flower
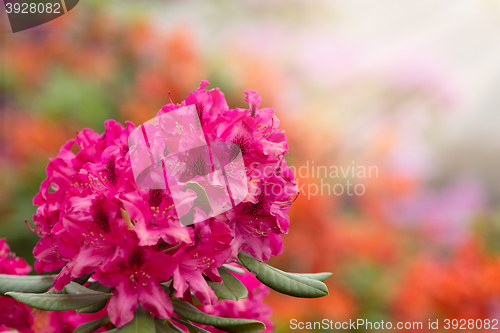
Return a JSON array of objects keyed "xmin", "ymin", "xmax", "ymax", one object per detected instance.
[
  {"xmin": 95, "ymin": 232, "xmax": 177, "ymax": 327},
  {"xmin": 120, "ymin": 188, "xmax": 194, "ymax": 247},
  {"xmin": 155, "ymin": 83, "xmax": 297, "ymax": 261},
  {"xmin": 159, "ymin": 80, "xmax": 227, "ymax": 135},
  {"xmin": 46, "ymin": 307, "xmax": 110, "ymax": 333},
  {"xmin": 32, "ymin": 120, "xmax": 135, "ymax": 274},
  {"xmin": 32, "ymin": 139, "xmax": 78, "ymax": 273},
  {"xmin": 0, "ymin": 296, "xmax": 34, "ymax": 333},
  {"xmin": 53, "ymin": 194, "xmax": 129, "ymax": 290},
  {"xmin": 0, "ymin": 239, "xmax": 31, "ymax": 275},
  {"xmin": 0, "ymin": 239, "xmax": 34, "ymax": 333},
  {"xmin": 173, "ymin": 219, "xmax": 232, "ymax": 306}
]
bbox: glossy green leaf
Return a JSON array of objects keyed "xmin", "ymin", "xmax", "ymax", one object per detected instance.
[
  {"xmin": 171, "ymin": 317, "xmax": 211, "ymax": 333},
  {"xmin": 73, "ymin": 273, "xmax": 93, "ymax": 285},
  {"xmin": 222, "ymin": 264, "xmax": 245, "ymax": 275},
  {"xmin": 162, "ymin": 242, "xmax": 183, "ymax": 254},
  {"xmin": 44, "ymin": 282, "xmax": 108, "ymax": 296},
  {"xmin": 65, "ymin": 282, "xmax": 107, "ymax": 294},
  {"xmin": 118, "ymin": 306, "xmax": 154, "ymax": 333},
  {"xmin": 87, "ymin": 281, "xmax": 113, "ymax": 293},
  {"xmin": 238, "ymin": 251, "xmax": 329, "ymax": 298},
  {"xmin": 154, "ymin": 319, "xmax": 184, "ymax": 333},
  {"xmin": 207, "ymin": 267, "xmax": 248, "ymax": 301},
  {"xmin": 5, "ymin": 282, "xmax": 112, "ymax": 311},
  {"xmin": 293, "ymin": 272, "xmax": 332, "ymax": 282},
  {"xmin": 160, "ymin": 280, "xmax": 176, "ymax": 297},
  {"xmin": 0, "ymin": 274, "xmax": 55, "ymax": 294},
  {"xmin": 76, "ymin": 299, "xmax": 109, "ymax": 314},
  {"xmin": 185, "ymin": 182, "xmax": 211, "ymax": 214},
  {"xmin": 74, "ymin": 316, "xmax": 110, "ymax": 333},
  {"xmin": 172, "ymin": 299, "xmax": 266, "ymax": 333}
]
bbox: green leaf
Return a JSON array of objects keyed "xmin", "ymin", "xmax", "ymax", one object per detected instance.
[
  {"xmin": 5, "ymin": 282, "xmax": 112, "ymax": 311},
  {"xmin": 87, "ymin": 281, "xmax": 113, "ymax": 293},
  {"xmin": 64, "ymin": 282, "xmax": 107, "ymax": 294},
  {"xmin": 187, "ymin": 295, "xmax": 203, "ymax": 306},
  {"xmin": 76, "ymin": 281, "xmax": 112, "ymax": 313},
  {"xmin": 207, "ymin": 267, "xmax": 248, "ymax": 301},
  {"xmin": 160, "ymin": 280, "xmax": 176, "ymax": 297},
  {"xmin": 73, "ymin": 273, "xmax": 94, "ymax": 285},
  {"xmin": 76, "ymin": 299, "xmax": 109, "ymax": 314},
  {"xmin": 179, "ymin": 182, "xmax": 212, "ymax": 225},
  {"xmin": 237, "ymin": 251, "xmax": 330, "ymax": 298},
  {"xmin": 172, "ymin": 299, "xmax": 266, "ymax": 333},
  {"xmin": 74, "ymin": 316, "xmax": 110, "ymax": 333},
  {"xmin": 171, "ymin": 317, "xmax": 211, "ymax": 333},
  {"xmin": 162, "ymin": 242, "xmax": 183, "ymax": 254},
  {"xmin": 154, "ymin": 319, "xmax": 185, "ymax": 333},
  {"xmin": 44, "ymin": 282, "xmax": 108, "ymax": 296},
  {"xmin": 222, "ymin": 264, "xmax": 245, "ymax": 274},
  {"xmin": 0, "ymin": 274, "xmax": 55, "ymax": 294},
  {"xmin": 184, "ymin": 182, "xmax": 211, "ymax": 216},
  {"xmin": 293, "ymin": 272, "xmax": 332, "ymax": 282},
  {"xmin": 118, "ymin": 306, "xmax": 155, "ymax": 333}
]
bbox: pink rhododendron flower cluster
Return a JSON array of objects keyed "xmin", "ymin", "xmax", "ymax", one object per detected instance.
[
  {"xmin": 0, "ymin": 238, "xmax": 34, "ymax": 333},
  {"xmin": 30, "ymin": 81, "xmax": 297, "ymax": 327}
]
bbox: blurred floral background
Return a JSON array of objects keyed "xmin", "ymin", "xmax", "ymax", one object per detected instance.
[{"xmin": 2, "ymin": 0, "xmax": 500, "ymax": 332}]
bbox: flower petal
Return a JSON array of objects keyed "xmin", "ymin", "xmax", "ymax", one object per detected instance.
[
  {"xmin": 138, "ymin": 282, "xmax": 173, "ymax": 320},
  {"xmin": 107, "ymin": 282, "xmax": 139, "ymax": 327}
]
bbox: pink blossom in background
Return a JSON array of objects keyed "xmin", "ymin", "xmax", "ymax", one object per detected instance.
[
  {"xmin": 0, "ymin": 238, "xmax": 31, "ymax": 276},
  {"xmin": 0, "ymin": 239, "xmax": 33, "ymax": 333},
  {"xmin": 387, "ymin": 178, "xmax": 485, "ymax": 245},
  {"xmin": 0, "ymin": 296, "xmax": 34, "ymax": 333},
  {"xmin": 46, "ymin": 307, "xmax": 110, "ymax": 333}
]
